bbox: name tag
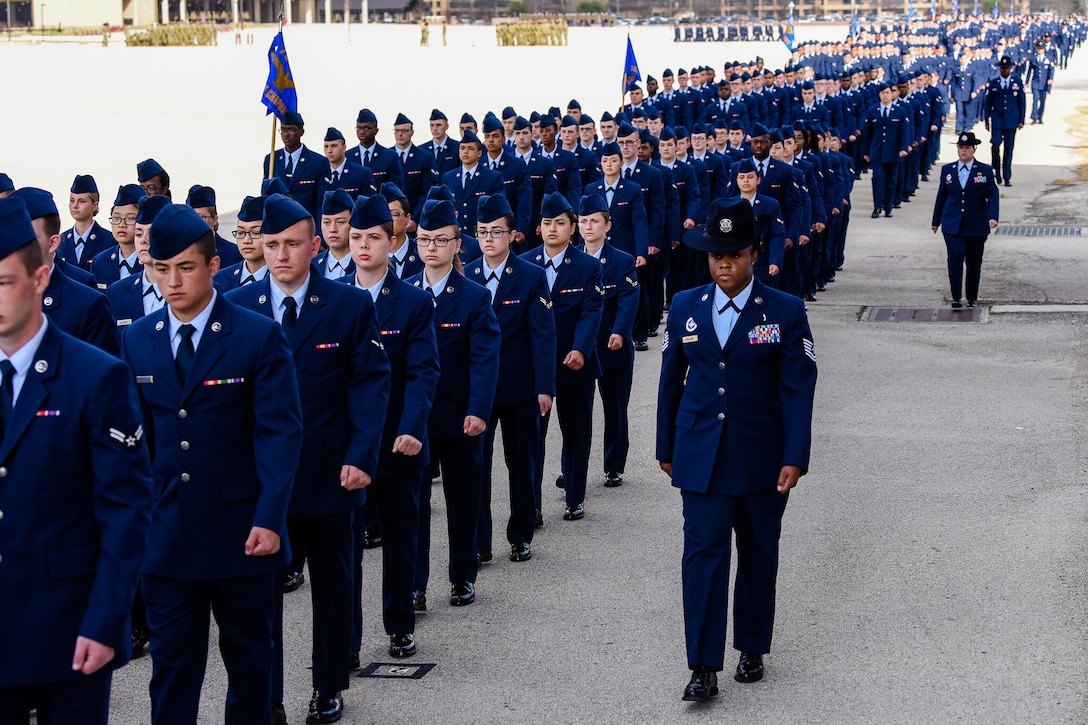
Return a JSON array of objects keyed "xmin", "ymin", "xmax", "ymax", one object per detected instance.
[
  {"xmin": 748, "ymin": 324, "xmax": 782, "ymax": 344},
  {"xmin": 136, "ymin": 375, "xmax": 154, "ymax": 384},
  {"xmin": 116, "ymin": 318, "xmax": 133, "ymax": 327},
  {"xmin": 682, "ymin": 334, "xmax": 699, "ymax": 344}
]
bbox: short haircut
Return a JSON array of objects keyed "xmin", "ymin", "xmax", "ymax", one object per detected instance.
[
  {"xmin": 193, "ymin": 230, "xmax": 217, "ymax": 263},
  {"xmin": 41, "ymin": 213, "xmax": 61, "ymax": 239},
  {"xmin": 389, "ymin": 197, "xmax": 410, "ymax": 215},
  {"xmin": 14, "ymin": 239, "xmax": 45, "ymax": 275}
]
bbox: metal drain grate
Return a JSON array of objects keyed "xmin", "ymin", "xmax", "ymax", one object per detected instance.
[
  {"xmin": 994, "ymin": 226, "xmax": 1082, "ymax": 236},
  {"xmin": 866, "ymin": 307, "xmax": 983, "ymax": 322}
]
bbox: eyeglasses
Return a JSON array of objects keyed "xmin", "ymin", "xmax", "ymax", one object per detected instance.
[
  {"xmin": 198, "ymin": 214, "xmax": 215, "ymax": 223},
  {"xmin": 617, "ymin": 139, "xmax": 639, "ymax": 146},
  {"xmin": 231, "ymin": 230, "xmax": 263, "ymax": 240},
  {"xmin": 475, "ymin": 229, "xmax": 511, "ymax": 239},
  {"xmin": 140, "ymin": 184, "xmax": 163, "ymax": 195},
  {"xmin": 416, "ymin": 237, "xmax": 455, "ymax": 247},
  {"xmin": 109, "ymin": 216, "xmax": 137, "ymax": 226},
  {"xmin": 389, "ymin": 211, "xmax": 406, "ymax": 219}
]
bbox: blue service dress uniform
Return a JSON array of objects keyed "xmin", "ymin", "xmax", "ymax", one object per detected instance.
[
  {"xmin": 484, "ymin": 152, "xmax": 535, "ymax": 238},
  {"xmin": 348, "ymin": 143, "xmax": 406, "ymax": 190},
  {"xmin": 588, "ymin": 244, "xmax": 639, "ymax": 478},
  {"xmin": 57, "ymin": 257, "xmax": 98, "ymax": 288},
  {"xmin": 42, "ymin": 266, "xmax": 118, "ymax": 357},
  {"xmin": 656, "ymin": 278, "xmax": 817, "ymax": 669},
  {"xmin": 523, "ymin": 244, "xmax": 604, "ymax": 512},
  {"xmin": 585, "ymin": 179, "xmax": 650, "ymax": 260},
  {"xmin": 397, "ymin": 145, "xmax": 441, "ymax": 220},
  {"xmin": 465, "ymin": 253, "xmax": 555, "ymax": 553},
  {"xmin": 931, "ymin": 158, "xmax": 1000, "ymax": 303},
  {"xmin": 442, "ymin": 166, "xmax": 505, "ymax": 236},
  {"xmin": 420, "ymin": 137, "xmax": 461, "ymax": 178},
  {"xmin": 315, "ymin": 161, "xmax": 377, "ymax": 202},
  {"xmin": 340, "ymin": 273, "xmax": 439, "ymax": 645},
  {"xmin": 389, "ymin": 238, "xmax": 424, "ymax": 279},
  {"xmin": 214, "ymin": 261, "xmax": 267, "ymax": 292},
  {"xmin": 108, "ymin": 272, "xmax": 163, "ymax": 331},
  {"xmin": 0, "ymin": 321, "xmax": 152, "ymax": 722},
  {"xmin": 864, "ymin": 103, "xmax": 912, "ymax": 216},
  {"xmin": 536, "ymin": 147, "xmax": 584, "ymax": 210},
  {"xmin": 227, "ymin": 273, "xmax": 390, "ymax": 700},
  {"xmin": 58, "ymin": 221, "xmax": 114, "ymax": 276},
  {"xmin": 120, "ymin": 292, "xmax": 303, "ymax": 725},
  {"xmin": 262, "ymin": 145, "xmax": 327, "ymax": 219},
  {"xmin": 1025, "ymin": 52, "xmax": 1055, "ymax": 122},
  {"xmin": 407, "ymin": 270, "xmax": 500, "ymax": 596},
  {"xmin": 984, "ymin": 76, "xmax": 1026, "ymax": 182},
  {"xmin": 90, "ymin": 245, "xmax": 143, "ymax": 291},
  {"xmin": 750, "ymin": 194, "xmax": 787, "ymax": 289}
]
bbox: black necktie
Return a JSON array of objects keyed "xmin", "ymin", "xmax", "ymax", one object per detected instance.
[
  {"xmin": 486, "ymin": 272, "xmax": 498, "ymax": 282},
  {"xmin": 545, "ymin": 260, "xmax": 557, "ymax": 270},
  {"xmin": 435, "ymin": 145, "xmax": 443, "ymax": 160},
  {"xmin": 142, "ymin": 285, "xmax": 161, "ymax": 301},
  {"xmin": 331, "ymin": 169, "xmax": 340, "ymax": 183},
  {"xmin": 718, "ymin": 299, "xmax": 741, "ymax": 315},
  {"xmin": 0, "ymin": 360, "xmax": 14, "ymax": 438},
  {"xmin": 282, "ymin": 297, "xmax": 297, "ymax": 342},
  {"xmin": 241, "ymin": 275, "xmax": 255, "ymax": 286},
  {"xmin": 285, "ymin": 154, "xmax": 294, "ymax": 177},
  {"xmin": 74, "ymin": 238, "xmax": 85, "ymax": 263},
  {"xmin": 606, "ymin": 186, "xmax": 615, "ymax": 206},
  {"xmin": 175, "ymin": 324, "xmax": 195, "ymax": 383},
  {"xmin": 364, "ymin": 150, "xmax": 372, "ymax": 166},
  {"xmin": 121, "ymin": 259, "xmax": 135, "ymax": 272},
  {"xmin": 624, "ymin": 167, "xmax": 633, "ymax": 179}
]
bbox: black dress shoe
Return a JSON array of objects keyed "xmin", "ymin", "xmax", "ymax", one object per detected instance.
[
  {"xmin": 967, "ymin": 300, "xmax": 979, "ymax": 308},
  {"xmin": 510, "ymin": 543, "xmax": 532, "ymax": 562},
  {"xmin": 281, "ymin": 569, "xmax": 305, "ymax": 593},
  {"xmin": 735, "ymin": 652, "xmax": 764, "ymax": 683},
  {"xmin": 131, "ymin": 627, "xmax": 149, "ymax": 659},
  {"xmin": 555, "ymin": 474, "xmax": 566, "ymax": 489},
  {"xmin": 563, "ymin": 503, "xmax": 585, "ymax": 520},
  {"xmin": 804, "ymin": 292, "xmax": 817, "ymax": 302},
  {"xmin": 816, "ymin": 284, "xmax": 827, "ymax": 292},
  {"xmin": 363, "ymin": 530, "xmax": 383, "ymax": 549},
  {"xmin": 1004, "ymin": 180, "xmax": 1011, "ymax": 187},
  {"xmin": 951, "ymin": 300, "xmax": 963, "ymax": 309},
  {"xmin": 604, "ymin": 472, "xmax": 623, "ymax": 487},
  {"xmin": 389, "ymin": 633, "xmax": 416, "ymax": 658},
  {"xmin": 682, "ymin": 666, "xmax": 719, "ymax": 702},
  {"xmin": 306, "ymin": 690, "xmax": 343, "ymax": 724},
  {"xmin": 478, "ymin": 549, "xmax": 493, "ymax": 563},
  {"xmin": 534, "ymin": 509, "xmax": 544, "ymax": 528},
  {"xmin": 271, "ymin": 701, "xmax": 288, "ymax": 725},
  {"xmin": 349, "ymin": 651, "xmax": 360, "ymax": 670},
  {"xmin": 921, "ymin": 174, "xmax": 929, "ymax": 182},
  {"xmin": 871, "ymin": 209, "xmax": 881, "ymax": 218},
  {"xmin": 412, "ymin": 590, "xmax": 427, "ymax": 612},
  {"xmin": 647, "ymin": 327, "xmax": 659, "ymax": 337},
  {"xmin": 634, "ymin": 340, "xmax": 649, "ymax": 351},
  {"xmin": 884, "ymin": 211, "xmax": 893, "ymax": 218},
  {"xmin": 450, "ymin": 581, "xmax": 475, "ymax": 606}
]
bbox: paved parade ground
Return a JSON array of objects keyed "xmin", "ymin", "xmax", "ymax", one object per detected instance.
[{"xmin": 4, "ymin": 21, "xmax": 1088, "ymax": 724}]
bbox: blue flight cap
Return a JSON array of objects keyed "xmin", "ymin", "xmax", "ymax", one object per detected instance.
[
  {"xmin": 135, "ymin": 195, "xmax": 171, "ymax": 224},
  {"xmin": 426, "ymin": 185, "xmax": 454, "ymax": 203},
  {"xmin": 615, "ymin": 111, "xmax": 630, "ymax": 124},
  {"xmin": 136, "ymin": 158, "xmax": 165, "ymax": 183},
  {"xmin": 148, "ymin": 204, "xmax": 211, "ymax": 260},
  {"xmin": 560, "ymin": 115, "xmax": 579, "ymax": 128},
  {"xmin": 713, "ymin": 118, "xmax": 730, "ymax": 130},
  {"xmin": 600, "ymin": 111, "xmax": 615, "ymax": 123},
  {"xmin": 236, "ymin": 195, "xmax": 266, "ymax": 223},
  {"xmin": 513, "ymin": 116, "xmax": 531, "ymax": 131},
  {"xmin": 185, "ymin": 184, "xmax": 216, "ymax": 209},
  {"xmin": 801, "ymin": 80, "xmax": 815, "ymax": 91},
  {"xmin": 502, "ymin": 106, "xmax": 517, "ymax": 120},
  {"xmin": 418, "ymin": 199, "xmax": 458, "ymax": 230},
  {"xmin": 729, "ymin": 72, "xmax": 742, "ymax": 81},
  {"xmin": 321, "ymin": 189, "xmax": 354, "ymax": 216},
  {"xmin": 740, "ymin": 72, "xmax": 751, "ymax": 81},
  {"xmin": 646, "ymin": 107, "xmax": 661, "ymax": 120},
  {"xmin": 477, "ymin": 194, "xmax": 513, "ymax": 224},
  {"xmin": 262, "ymin": 177, "xmax": 289, "ymax": 196},
  {"xmin": 482, "ymin": 115, "xmax": 504, "ymax": 134},
  {"xmin": 677, "ymin": 67, "xmax": 687, "ymax": 75},
  {"xmin": 460, "ymin": 112, "xmax": 476, "ymax": 125},
  {"xmin": 324, "ymin": 127, "xmax": 345, "ymax": 142},
  {"xmin": 750, "ymin": 123, "xmax": 772, "ymax": 138},
  {"xmin": 261, "ymin": 194, "xmax": 311, "ymax": 234},
  {"xmin": 774, "ymin": 69, "xmax": 784, "ymax": 76},
  {"xmin": 115, "ymin": 184, "xmax": 147, "ymax": 208},
  {"xmin": 674, "ymin": 125, "xmax": 689, "ymax": 139},
  {"xmin": 548, "ymin": 106, "xmax": 562, "ymax": 119},
  {"xmin": 529, "ymin": 111, "xmax": 541, "ymax": 123},
  {"xmin": 282, "ymin": 110, "xmax": 305, "ymax": 126},
  {"xmin": 769, "ymin": 128, "xmax": 785, "ymax": 144},
  {"xmin": 10, "ymin": 187, "xmax": 58, "ymax": 219},
  {"xmin": 538, "ymin": 115, "xmax": 556, "ymax": 129},
  {"xmin": 632, "ymin": 108, "xmax": 648, "ymax": 120},
  {"xmin": 0, "ymin": 173, "xmax": 13, "ymax": 193},
  {"xmin": 567, "ymin": 99, "xmax": 581, "ymax": 110},
  {"xmin": 394, "ymin": 112, "xmax": 413, "ymax": 126},
  {"xmin": 430, "ymin": 108, "xmax": 448, "ymax": 122},
  {"xmin": 617, "ymin": 122, "xmax": 638, "ymax": 138},
  {"xmin": 0, "ymin": 197, "xmax": 37, "ymax": 258},
  {"xmin": 638, "ymin": 129, "xmax": 655, "ymax": 144},
  {"xmin": 662, "ymin": 68, "xmax": 674, "ymax": 77},
  {"xmin": 729, "ymin": 120, "xmax": 744, "ymax": 131},
  {"xmin": 379, "ymin": 182, "xmax": 409, "ymax": 206},
  {"xmin": 579, "ymin": 114, "xmax": 595, "ymax": 126},
  {"xmin": 647, "ymin": 75, "xmax": 657, "ymax": 83},
  {"xmin": 70, "ymin": 175, "xmax": 98, "ymax": 195},
  {"xmin": 736, "ymin": 158, "xmax": 759, "ymax": 175},
  {"xmin": 461, "ymin": 129, "xmax": 482, "ymax": 147},
  {"xmin": 539, "ymin": 191, "xmax": 572, "ymax": 219},
  {"xmin": 599, "ymin": 142, "xmax": 621, "ymax": 158},
  {"xmin": 577, "ymin": 194, "xmax": 608, "ymax": 216},
  {"xmin": 356, "ymin": 108, "xmax": 378, "ymax": 124},
  {"xmin": 349, "ymin": 194, "xmax": 393, "ymax": 229},
  {"xmin": 659, "ymin": 127, "xmax": 676, "ymax": 142},
  {"xmin": 683, "ymin": 197, "xmax": 757, "ymax": 253}
]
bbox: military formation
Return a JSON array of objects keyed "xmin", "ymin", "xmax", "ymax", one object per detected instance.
[
  {"xmin": 673, "ymin": 21, "xmax": 782, "ymax": 43},
  {"xmin": 0, "ymin": 10, "xmax": 1082, "ymax": 724},
  {"xmin": 496, "ymin": 16, "xmax": 569, "ymax": 46}
]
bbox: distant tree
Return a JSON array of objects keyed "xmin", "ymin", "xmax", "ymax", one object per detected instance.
[
  {"xmin": 508, "ymin": 0, "xmax": 529, "ymax": 15},
  {"xmin": 576, "ymin": 0, "xmax": 606, "ymax": 11}
]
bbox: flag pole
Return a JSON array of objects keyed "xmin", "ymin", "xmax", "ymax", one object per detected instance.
[
  {"xmin": 267, "ymin": 4, "xmax": 286, "ymax": 181},
  {"xmin": 621, "ymin": 27, "xmax": 629, "ymax": 113}
]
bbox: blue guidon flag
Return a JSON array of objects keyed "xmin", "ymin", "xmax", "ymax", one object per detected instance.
[
  {"xmin": 622, "ymin": 36, "xmax": 641, "ymax": 94},
  {"xmin": 782, "ymin": 17, "xmax": 795, "ymax": 52},
  {"xmin": 262, "ymin": 31, "xmax": 297, "ymax": 121}
]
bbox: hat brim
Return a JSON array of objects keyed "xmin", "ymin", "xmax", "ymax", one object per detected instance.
[
  {"xmin": 952, "ymin": 139, "xmax": 982, "ymax": 146},
  {"xmin": 682, "ymin": 223, "xmax": 758, "ymax": 253}
]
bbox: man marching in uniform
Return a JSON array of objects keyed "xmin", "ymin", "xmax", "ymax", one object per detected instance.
[{"xmin": 657, "ymin": 197, "xmax": 817, "ymax": 702}]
